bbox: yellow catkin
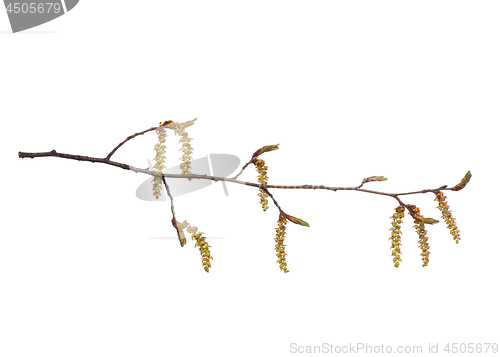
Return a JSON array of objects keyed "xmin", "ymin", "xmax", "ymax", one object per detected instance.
[
  {"xmin": 254, "ymin": 158, "xmax": 270, "ymax": 211},
  {"xmin": 169, "ymin": 122, "xmax": 194, "ymax": 180},
  {"xmin": 185, "ymin": 222, "xmax": 213, "ymax": 272},
  {"xmin": 389, "ymin": 205, "xmax": 404, "ymax": 268},
  {"xmin": 434, "ymin": 191, "xmax": 461, "ymax": 244},
  {"xmin": 408, "ymin": 205, "xmax": 431, "ymax": 267},
  {"xmin": 275, "ymin": 213, "xmax": 289, "ymax": 273},
  {"xmin": 151, "ymin": 126, "xmax": 167, "ymax": 199}
]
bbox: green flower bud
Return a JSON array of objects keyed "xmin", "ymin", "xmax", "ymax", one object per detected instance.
[
  {"xmin": 363, "ymin": 176, "xmax": 388, "ymax": 183},
  {"xmin": 252, "ymin": 144, "xmax": 280, "ymax": 158},
  {"xmin": 285, "ymin": 214, "xmax": 310, "ymax": 227},
  {"xmin": 452, "ymin": 170, "xmax": 472, "ymax": 191},
  {"xmin": 421, "ymin": 217, "xmax": 440, "ymax": 225}
]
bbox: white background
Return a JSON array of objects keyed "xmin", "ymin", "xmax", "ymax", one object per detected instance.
[{"xmin": 1, "ymin": 1, "xmax": 499, "ymax": 356}]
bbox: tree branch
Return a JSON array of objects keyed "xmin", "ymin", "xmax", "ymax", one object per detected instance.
[
  {"xmin": 18, "ymin": 149, "xmax": 456, "ymax": 204},
  {"xmin": 18, "ymin": 123, "xmax": 471, "ymax": 272}
]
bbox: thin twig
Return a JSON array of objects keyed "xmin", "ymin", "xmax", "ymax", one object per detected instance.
[
  {"xmin": 162, "ymin": 176, "xmax": 186, "ymax": 247},
  {"xmin": 260, "ymin": 185, "xmax": 286, "ymax": 216},
  {"xmin": 232, "ymin": 157, "xmax": 255, "ymax": 180},
  {"xmin": 394, "ymin": 196, "xmax": 416, "ymax": 220},
  {"xmin": 106, "ymin": 126, "xmax": 160, "ymax": 160},
  {"xmin": 105, "ymin": 119, "xmax": 188, "ymax": 160}
]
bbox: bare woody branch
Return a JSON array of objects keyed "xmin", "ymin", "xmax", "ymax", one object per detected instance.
[
  {"xmin": 18, "ymin": 121, "xmax": 472, "ymax": 272},
  {"xmin": 17, "ymin": 148, "xmax": 456, "ymax": 199},
  {"xmin": 17, "ymin": 148, "xmax": 458, "ymax": 204}
]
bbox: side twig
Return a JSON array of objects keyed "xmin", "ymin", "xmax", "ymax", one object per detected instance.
[{"xmin": 162, "ymin": 176, "xmax": 186, "ymax": 247}]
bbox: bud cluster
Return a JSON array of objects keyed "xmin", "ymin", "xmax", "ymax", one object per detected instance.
[
  {"xmin": 151, "ymin": 126, "xmax": 167, "ymax": 199},
  {"xmin": 254, "ymin": 158, "xmax": 270, "ymax": 211},
  {"xmin": 434, "ymin": 191, "xmax": 461, "ymax": 244},
  {"xmin": 275, "ymin": 213, "xmax": 289, "ymax": 273},
  {"xmin": 389, "ymin": 205, "xmax": 404, "ymax": 268}
]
